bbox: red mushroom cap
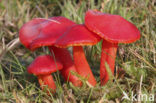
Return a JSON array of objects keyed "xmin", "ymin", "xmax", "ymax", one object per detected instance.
[
  {"xmin": 19, "ymin": 16, "xmax": 75, "ymax": 50},
  {"xmin": 55, "ymin": 24, "xmax": 101, "ymax": 47},
  {"xmin": 85, "ymin": 10, "xmax": 140, "ymax": 43},
  {"xmin": 30, "ymin": 17, "xmax": 75, "ymax": 50},
  {"xmin": 27, "ymin": 55, "xmax": 63, "ymax": 75}
]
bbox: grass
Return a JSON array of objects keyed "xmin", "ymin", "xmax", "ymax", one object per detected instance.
[{"xmin": 0, "ymin": 0, "xmax": 156, "ymax": 102}]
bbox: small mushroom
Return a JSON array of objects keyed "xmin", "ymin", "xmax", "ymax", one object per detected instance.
[
  {"xmin": 27, "ymin": 55, "xmax": 63, "ymax": 93},
  {"xmin": 85, "ymin": 10, "xmax": 141, "ymax": 85},
  {"xmin": 55, "ymin": 24, "xmax": 101, "ymax": 86}
]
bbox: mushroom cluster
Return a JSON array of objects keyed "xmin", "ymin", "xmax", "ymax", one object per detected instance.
[{"xmin": 19, "ymin": 10, "xmax": 140, "ymax": 94}]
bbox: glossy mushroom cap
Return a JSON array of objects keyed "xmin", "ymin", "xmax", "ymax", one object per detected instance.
[
  {"xmin": 85, "ymin": 10, "xmax": 141, "ymax": 43},
  {"xmin": 55, "ymin": 24, "xmax": 101, "ymax": 47},
  {"xmin": 19, "ymin": 16, "xmax": 75, "ymax": 50},
  {"xmin": 27, "ymin": 55, "xmax": 63, "ymax": 75}
]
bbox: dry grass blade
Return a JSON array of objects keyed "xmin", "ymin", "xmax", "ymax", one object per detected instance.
[
  {"xmin": 129, "ymin": 48, "xmax": 156, "ymax": 72},
  {"xmin": 137, "ymin": 75, "xmax": 143, "ymax": 103},
  {"xmin": 0, "ymin": 38, "xmax": 20, "ymax": 62}
]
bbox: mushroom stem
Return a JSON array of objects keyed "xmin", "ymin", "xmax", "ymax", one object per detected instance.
[
  {"xmin": 37, "ymin": 74, "xmax": 56, "ymax": 93},
  {"xmin": 73, "ymin": 46, "xmax": 97, "ymax": 86},
  {"xmin": 49, "ymin": 46, "xmax": 82, "ymax": 87},
  {"xmin": 100, "ymin": 40, "xmax": 118, "ymax": 86}
]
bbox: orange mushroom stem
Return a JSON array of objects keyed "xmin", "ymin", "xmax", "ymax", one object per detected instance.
[
  {"xmin": 100, "ymin": 40, "xmax": 118, "ymax": 85},
  {"xmin": 73, "ymin": 46, "xmax": 97, "ymax": 86},
  {"xmin": 49, "ymin": 46, "xmax": 82, "ymax": 87},
  {"xmin": 37, "ymin": 75, "xmax": 56, "ymax": 93}
]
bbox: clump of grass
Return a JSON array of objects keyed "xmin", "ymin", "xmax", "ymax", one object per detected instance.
[{"xmin": 0, "ymin": 0, "xmax": 156, "ymax": 102}]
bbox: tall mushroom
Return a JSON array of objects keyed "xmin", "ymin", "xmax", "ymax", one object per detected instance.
[
  {"xmin": 19, "ymin": 16, "xmax": 82, "ymax": 86},
  {"xmin": 55, "ymin": 24, "xmax": 101, "ymax": 86},
  {"xmin": 27, "ymin": 55, "xmax": 63, "ymax": 93},
  {"xmin": 85, "ymin": 10, "xmax": 141, "ymax": 85}
]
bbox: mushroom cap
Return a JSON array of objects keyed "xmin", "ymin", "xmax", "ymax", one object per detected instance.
[
  {"xmin": 27, "ymin": 55, "xmax": 63, "ymax": 75},
  {"xmin": 85, "ymin": 10, "xmax": 141, "ymax": 43},
  {"xmin": 55, "ymin": 24, "xmax": 101, "ymax": 48},
  {"xmin": 19, "ymin": 16, "xmax": 75, "ymax": 50}
]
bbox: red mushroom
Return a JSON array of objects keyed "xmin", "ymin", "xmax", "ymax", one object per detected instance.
[
  {"xmin": 27, "ymin": 55, "xmax": 63, "ymax": 93},
  {"xmin": 19, "ymin": 16, "xmax": 82, "ymax": 87},
  {"xmin": 55, "ymin": 24, "xmax": 101, "ymax": 86},
  {"xmin": 85, "ymin": 10, "xmax": 141, "ymax": 85}
]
